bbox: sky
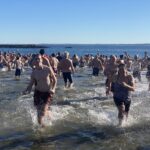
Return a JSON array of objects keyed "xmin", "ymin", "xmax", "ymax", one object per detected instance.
[{"xmin": 0, "ymin": 0, "xmax": 150, "ymax": 44}]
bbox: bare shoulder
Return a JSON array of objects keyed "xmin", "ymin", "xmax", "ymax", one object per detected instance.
[
  {"xmin": 127, "ymin": 74, "xmax": 134, "ymax": 83},
  {"xmin": 42, "ymin": 65, "xmax": 51, "ymax": 72},
  {"xmin": 43, "ymin": 65, "xmax": 49, "ymax": 69},
  {"xmin": 66, "ymin": 58, "xmax": 72, "ymax": 62}
]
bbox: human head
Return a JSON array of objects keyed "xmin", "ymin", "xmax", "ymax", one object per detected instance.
[
  {"xmin": 118, "ymin": 61, "xmax": 127, "ymax": 75},
  {"xmin": 95, "ymin": 55, "xmax": 98, "ymax": 59},
  {"xmin": 39, "ymin": 49, "xmax": 45, "ymax": 55},
  {"xmin": 120, "ymin": 54, "xmax": 124, "ymax": 60},
  {"xmin": 73, "ymin": 54, "xmax": 77, "ymax": 57},
  {"xmin": 145, "ymin": 51, "xmax": 148, "ymax": 56},
  {"xmin": 110, "ymin": 55, "xmax": 117, "ymax": 63},
  {"xmin": 34, "ymin": 54, "xmax": 43, "ymax": 66},
  {"xmin": 134, "ymin": 55, "xmax": 138, "ymax": 60},
  {"xmin": 64, "ymin": 51, "xmax": 69, "ymax": 59},
  {"xmin": 51, "ymin": 53, "xmax": 56, "ymax": 57},
  {"xmin": 16, "ymin": 56, "xmax": 20, "ymax": 60}
]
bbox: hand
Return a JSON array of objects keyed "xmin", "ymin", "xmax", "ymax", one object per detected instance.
[
  {"xmin": 106, "ymin": 88, "xmax": 110, "ymax": 96},
  {"xmin": 122, "ymin": 82, "xmax": 128, "ymax": 87},
  {"xmin": 50, "ymin": 89, "xmax": 55, "ymax": 95}
]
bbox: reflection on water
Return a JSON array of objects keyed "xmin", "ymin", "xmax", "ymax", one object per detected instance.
[{"xmin": 0, "ymin": 67, "xmax": 150, "ymax": 150}]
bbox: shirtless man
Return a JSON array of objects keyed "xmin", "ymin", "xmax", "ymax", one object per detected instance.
[
  {"xmin": 79, "ymin": 56, "xmax": 86, "ymax": 68},
  {"xmin": 49, "ymin": 53, "xmax": 59, "ymax": 76},
  {"xmin": 104, "ymin": 55, "xmax": 118, "ymax": 95},
  {"xmin": 15, "ymin": 56, "xmax": 24, "ymax": 80},
  {"xmin": 72, "ymin": 54, "xmax": 79, "ymax": 69},
  {"xmin": 0, "ymin": 51, "xmax": 10, "ymax": 70},
  {"xmin": 58, "ymin": 51, "xmax": 75, "ymax": 88},
  {"xmin": 125, "ymin": 57, "xmax": 132, "ymax": 72},
  {"xmin": 90, "ymin": 55, "xmax": 104, "ymax": 76},
  {"xmin": 23, "ymin": 54, "xmax": 57, "ymax": 127},
  {"xmin": 3, "ymin": 52, "xmax": 11, "ymax": 71},
  {"xmin": 0, "ymin": 51, "xmax": 5, "ymax": 68},
  {"xmin": 132, "ymin": 55, "xmax": 142, "ymax": 82},
  {"xmin": 146, "ymin": 57, "xmax": 150, "ymax": 90}
]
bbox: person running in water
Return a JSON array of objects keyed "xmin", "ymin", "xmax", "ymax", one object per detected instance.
[
  {"xmin": 110, "ymin": 62, "xmax": 135, "ymax": 126},
  {"xmin": 132, "ymin": 55, "xmax": 142, "ymax": 82},
  {"xmin": 49, "ymin": 53, "xmax": 59, "ymax": 76},
  {"xmin": 72, "ymin": 54, "xmax": 79, "ymax": 70},
  {"xmin": 0, "ymin": 51, "xmax": 10, "ymax": 71},
  {"xmin": 58, "ymin": 51, "xmax": 75, "ymax": 88},
  {"xmin": 23, "ymin": 54, "xmax": 57, "ymax": 127},
  {"xmin": 146, "ymin": 57, "xmax": 150, "ymax": 90},
  {"xmin": 90, "ymin": 55, "xmax": 104, "ymax": 76},
  {"xmin": 15, "ymin": 55, "xmax": 24, "ymax": 80},
  {"xmin": 104, "ymin": 55, "xmax": 118, "ymax": 95}
]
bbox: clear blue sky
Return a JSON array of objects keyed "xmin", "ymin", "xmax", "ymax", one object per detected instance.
[{"xmin": 0, "ymin": 0, "xmax": 150, "ymax": 44}]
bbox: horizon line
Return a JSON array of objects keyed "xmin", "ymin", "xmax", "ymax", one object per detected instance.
[{"xmin": 0, "ymin": 43, "xmax": 150, "ymax": 45}]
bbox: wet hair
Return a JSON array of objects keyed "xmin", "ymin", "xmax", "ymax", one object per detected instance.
[
  {"xmin": 32, "ymin": 54, "xmax": 37, "ymax": 58},
  {"xmin": 16, "ymin": 56, "xmax": 20, "ymax": 60},
  {"xmin": 120, "ymin": 54, "xmax": 124, "ymax": 59},
  {"xmin": 64, "ymin": 51, "xmax": 69, "ymax": 58},
  {"xmin": 118, "ymin": 60, "xmax": 126, "ymax": 69},
  {"xmin": 39, "ymin": 49, "xmax": 45, "ymax": 55},
  {"xmin": 51, "ymin": 53, "xmax": 56, "ymax": 57},
  {"xmin": 134, "ymin": 55, "xmax": 138, "ymax": 60}
]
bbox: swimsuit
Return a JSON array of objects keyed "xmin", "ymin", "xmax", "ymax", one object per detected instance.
[
  {"xmin": 111, "ymin": 81, "xmax": 131, "ymax": 112},
  {"xmin": 34, "ymin": 90, "xmax": 52, "ymax": 106}
]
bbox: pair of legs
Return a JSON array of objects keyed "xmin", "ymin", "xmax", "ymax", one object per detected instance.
[
  {"xmin": 15, "ymin": 68, "xmax": 21, "ymax": 80},
  {"xmin": 34, "ymin": 90, "xmax": 52, "ymax": 127},
  {"xmin": 146, "ymin": 72, "xmax": 150, "ymax": 91},
  {"xmin": 114, "ymin": 98, "xmax": 131, "ymax": 126},
  {"xmin": 73, "ymin": 62, "xmax": 78, "ymax": 69},
  {"xmin": 36, "ymin": 103, "xmax": 50, "ymax": 127},
  {"xmin": 147, "ymin": 78, "xmax": 150, "ymax": 91},
  {"xmin": 93, "ymin": 67, "xmax": 99, "ymax": 76},
  {"xmin": 62, "ymin": 72, "xmax": 73, "ymax": 88},
  {"xmin": 133, "ymin": 70, "xmax": 141, "ymax": 82}
]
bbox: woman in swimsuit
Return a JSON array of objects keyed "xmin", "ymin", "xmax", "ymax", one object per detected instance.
[{"xmin": 110, "ymin": 62, "xmax": 135, "ymax": 126}]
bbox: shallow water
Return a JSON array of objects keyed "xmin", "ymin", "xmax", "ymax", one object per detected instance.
[{"xmin": 0, "ymin": 67, "xmax": 150, "ymax": 150}]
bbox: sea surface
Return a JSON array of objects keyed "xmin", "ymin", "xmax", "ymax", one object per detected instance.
[
  {"xmin": 0, "ymin": 45, "xmax": 150, "ymax": 150},
  {"xmin": 0, "ymin": 44, "xmax": 150, "ymax": 56}
]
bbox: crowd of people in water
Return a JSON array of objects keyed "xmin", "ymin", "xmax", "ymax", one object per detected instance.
[{"xmin": 0, "ymin": 49, "xmax": 150, "ymax": 127}]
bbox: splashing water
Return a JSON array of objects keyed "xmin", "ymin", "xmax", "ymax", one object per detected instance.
[{"xmin": 1, "ymin": 67, "xmax": 150, "ymax": 150}]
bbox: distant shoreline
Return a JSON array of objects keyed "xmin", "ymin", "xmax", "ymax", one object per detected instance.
[
  {"xmin": 0, "ymin": 44, "xmax": 47, "ymax": 48},
  {"xmin": 0, "ymin": 43, "xmax": 150, "ymax": 49}
]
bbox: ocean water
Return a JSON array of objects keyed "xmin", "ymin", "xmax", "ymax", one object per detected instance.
[
  {"xmin": 0, "ymin": 45, "xmax": 150, "ymax": 150},
  {"xmin": 1, "ymin": 44, "xmax": 150, "ymax": 57}
]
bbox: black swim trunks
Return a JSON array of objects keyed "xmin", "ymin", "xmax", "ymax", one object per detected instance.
[
  {"xmin": 113, "ymin": 97, "xmax": 131, "ymax": 112},
  {"xmin": 34, "ymin": 90, "xmax": 52, "ymax": 106}
]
